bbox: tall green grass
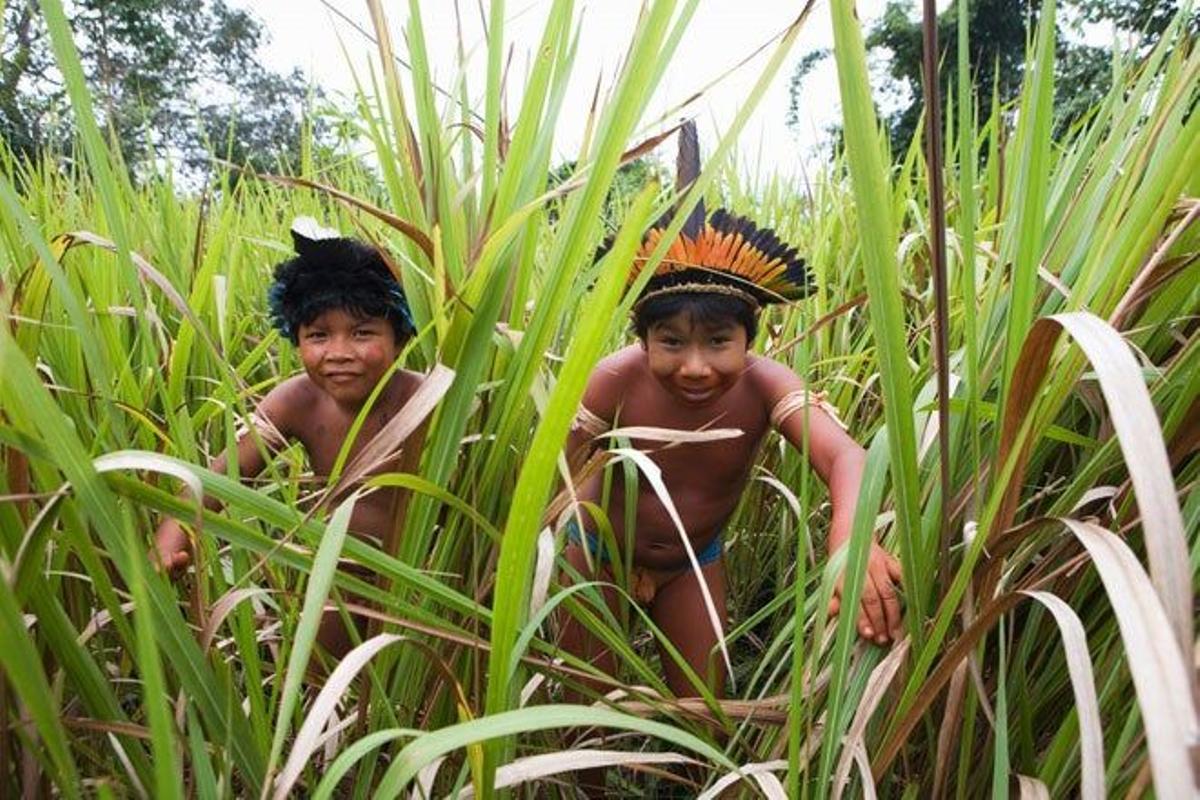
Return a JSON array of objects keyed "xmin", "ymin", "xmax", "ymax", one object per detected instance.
[{"xmin": 0, "ymin": 0, "xmax": 1196, "ymax": 795}]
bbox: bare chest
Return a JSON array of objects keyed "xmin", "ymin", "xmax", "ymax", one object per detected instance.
[
  {"xmin": 615, "ymin": 383, "xmax": 769, "ymax": 483},
  {"xmin": 298, "ymin": 401, "xmax": 402, "ymax": 479}
]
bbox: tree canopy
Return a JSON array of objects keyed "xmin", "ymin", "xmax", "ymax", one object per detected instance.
[
  {"xmin": 0, "ymin": 0, "xmax": 332, "ymax": 177},
  {"xmin": 787, "ymin": 0, "xmax": 1195, "ymax": 155}
]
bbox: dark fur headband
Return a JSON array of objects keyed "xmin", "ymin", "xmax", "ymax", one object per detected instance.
[{"xmin": 267, "ymin": 218, "xmax": 415, "ymax": 343}]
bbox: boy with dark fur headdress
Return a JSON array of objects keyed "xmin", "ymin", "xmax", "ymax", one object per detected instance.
[
  {"xmin": 561, "ymin": 123, "xmax": 903, "ymax": 713},
  {"xmin": 153, "ymin": 218, "xmax": 430, "ymax": 657}
]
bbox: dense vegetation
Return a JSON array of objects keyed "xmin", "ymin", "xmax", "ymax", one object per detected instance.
[{"xmin": 0, "ymin": 0, "xmax": 1196, "ymax": 796}]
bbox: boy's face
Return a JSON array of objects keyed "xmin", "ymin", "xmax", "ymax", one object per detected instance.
[
  {"xmin": 643, "ymin": 310, "xmax": 749, "ymax": 406},
  {"xmin": 296, "ymin": 308, "xmax": 401, "ymax": 408}
]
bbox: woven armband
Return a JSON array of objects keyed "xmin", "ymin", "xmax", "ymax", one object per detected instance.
[
  {"xmin": 236, "ymin": 410, "xmax": 288, "ymax": 451},
  {"xmin": 769, "ymin": 389, "xmax": 848, "ymax": 432},
  {"xmin": 570, "ymin": 405, "xmax": 611, "ymax": 440}
]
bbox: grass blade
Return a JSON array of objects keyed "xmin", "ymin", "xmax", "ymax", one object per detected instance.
[
  {"xmin": 829, "ymin": 0, "xmax": 926, "ymax": 631},
  {"xmin": 1061, "ymin": 519, "xmax": 1197, "ymax": 798},
  {"xmin": 264, "ymin": 493, "xmax": 358, "ymax": 791},
  {"xmin": 1019, "ymin": 591, "xmax": 1103, "ymax": 800}
]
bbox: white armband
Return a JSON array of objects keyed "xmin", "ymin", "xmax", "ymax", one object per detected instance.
[{"xmin": 769, "ymin": 389, "xmax": 848, "ymax": 431}]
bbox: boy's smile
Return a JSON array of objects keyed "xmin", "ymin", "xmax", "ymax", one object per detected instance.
[
  {"xmin": 296, "ymin": 308, "xmax": 401, "ymax": 408},
  {"xmin": 644, "ymin": 311, "xmax": 749, "ymax": 406}
]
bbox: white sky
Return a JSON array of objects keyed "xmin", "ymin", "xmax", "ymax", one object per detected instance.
[{"xmin": 241, "ymin": 0, "xmax": 944, "ymax": 179}]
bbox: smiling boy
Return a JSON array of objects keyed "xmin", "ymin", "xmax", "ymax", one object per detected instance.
[
  {"xmin": 560, "ymin": 124, "xmax": 903, "ymax": 712},
  {"xmin": 153, "ymin": 219, "xmax": 426, "ymax": 657}
]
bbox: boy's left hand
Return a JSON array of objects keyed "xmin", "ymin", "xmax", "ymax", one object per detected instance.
[{"xmin": 828, "ymin": 541, "xmax": 903, "ymax": 645}]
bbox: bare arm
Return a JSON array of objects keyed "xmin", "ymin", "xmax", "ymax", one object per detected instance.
[
  {"xmin": 565, "ymin": 351, "xmax": 631, "ymax": 469},
  {"xmin": 756, "ymin": 361, "xmax": 903, "ymax": 644},
  {"xmin": 152, "ymin": 381, "xmax": 298, "ymax": 575},
  {"xmin": 544, "ymin": 351, "xmax": 630, "ymax": 529}
]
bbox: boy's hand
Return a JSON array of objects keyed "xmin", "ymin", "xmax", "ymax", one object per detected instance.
[
  {"xmin": 152, "ymin": 521, "xmax": 192, "ymax": 578},
  {"xmin": 153, "ymin": 548, "xmax": 191, "ymax": 576},
  {"xmin": 828, "ymin": 541, "xmax": 903, "ymax": 645}
]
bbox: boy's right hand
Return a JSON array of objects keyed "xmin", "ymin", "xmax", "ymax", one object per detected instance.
[{"xmin": 827, "ymin": 540, "xmax": 904, "ymax": 645}]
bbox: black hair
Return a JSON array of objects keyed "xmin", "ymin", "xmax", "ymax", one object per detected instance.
[
  {"xmin": 632, "ymin": 291, "xmax": 758, "ymax": 341},
  {"xmin": 268, "ymin": 237, "xmax": 415, "ymax": 344}
]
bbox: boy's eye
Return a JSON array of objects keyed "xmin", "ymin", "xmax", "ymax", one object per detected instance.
[
  {"xmin": 710, "ymin": 336, "xmax": 730, "ymax": 346},
  {"xmin": 304, "ymin": 330, "xmax": 327, "ymax": 341}
]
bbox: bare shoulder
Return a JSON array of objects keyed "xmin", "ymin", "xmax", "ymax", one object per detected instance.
[
  {"xmin": 389, "ymin": 368, "xmax": 427, "ymax": 405},
  {"xmin": 581, "ymin": 345, "xmax": 644, "ymax": 420},
  {"xmin": 255, "ymin": 373, "xmax": 321, "ymax": 436},
  {"xmin": 744, "ymin": 355, "xmax": 807, "ymax": 407}
]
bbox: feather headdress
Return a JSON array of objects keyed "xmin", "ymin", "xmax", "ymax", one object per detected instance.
[{"xmin": 630, "ymin": 121, "xmax": 811, "ymax": 309}]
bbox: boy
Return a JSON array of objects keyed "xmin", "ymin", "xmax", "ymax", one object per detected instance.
[
  {"xmin": 560, "ymin": 124, "xmax": 903, "ymax": 708},
  {"xmin": 153, "ymin": 218, "xmax": 428, "ymax": 657}
]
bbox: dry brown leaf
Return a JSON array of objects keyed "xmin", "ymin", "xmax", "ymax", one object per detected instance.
[
  {"xmin": 1020, "ymin": 591, "xmax": 1104, "ymax": 800},
  {"xmin": 257, "ymin": 174, "xmax": 435, "ymax": 261},
  {"xmin": 60, "ymin": 231, "xmax": 240, "ymax": 392},
  {"xmin": 1061, "ymin": 518, "xmax": 1198, "ymax": 798},
  {"xmin": 932, "ymin": 660, "xmax": 969, "ymax": 800},
  {"xmin": 273, "ymin": 633, "xmax": 407, "ymax": 799},
  {"xmin": 600, "ymin": 425, "xmax": 744, "ymax": 445},
  {"xmin": 327, "ymin": 363, "xmax": 455, "ymax": 499},
  {"xmin": 199, "ymin": 587, "xmax": 271, "ymax": 653},
  {"xmin": 697, "ymin": 759, "xmax": 789, "ymax": 800},
  {"xmin": 833, "ymin": 637, "xmax": 910, "ymax": 799},
  {"xmin": 996, "ymin": 313, "xmax": 1191, "ymax": 655},
  {"xmin": 1016, "ymin": 774, "xmax": 1051, "ymax": 799},
  {"xmin": 454, "ymin": 749, "xmax": 698, "ymax": 798}
]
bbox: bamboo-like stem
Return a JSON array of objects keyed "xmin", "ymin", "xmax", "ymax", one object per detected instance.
[{"xmin": 921, "ymin": 0, "xmax": 953, "ymax": 591}]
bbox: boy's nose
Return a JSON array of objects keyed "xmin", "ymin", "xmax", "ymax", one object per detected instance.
[
  {"xmin": 679, "ymin": 350, "xmax": 711, "ymax": 378},
  {"xmin": 325, "ymin": 336, "xmax": 354, "ymax": 360}
]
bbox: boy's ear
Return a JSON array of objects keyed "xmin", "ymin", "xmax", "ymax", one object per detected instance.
[{"xmin": 639, "ymin": 337, "xmax": 648, "ymax": 351}]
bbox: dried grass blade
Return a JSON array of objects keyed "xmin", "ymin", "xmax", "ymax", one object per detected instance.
[
  {"xmin": 264, "ymin": 493, "xmax": 358, "ymax": 792},
  {"xmin": 273, "ymin": 633, "xmax": 405, "ymax": 799},
  {"xmin": 1019, "ymin": 590, "xmax": 1104, "ymax": 800},
  {"xmin": 1049, "ymin": 313, "xmax": 1191, "ymax": 653},
  {"xmin": 199, "ymin": 588, "xmax": 271, "ymax": 652},
  {"xmin": 697, "ymin": 760, "xmax": 788, "ymax": 800},
  {"xmin": 256, "ymin": 174, "xmax": 435, "ymax": 261},
  {"xmin": 329, "ymin": 364, "xmax": 454, "ymax": 496},
  {"xmin": 375, "ymin": 705, "xmax": 734, "ymax": 798},
  {"xmin": 60, "ymin": 231, "xmax": 231, "ymax": 377},
  {"xmin": 997, "ymin": 313, "xmax": 1191, "ymax": 653},
  {"xmin": 455, "ymin": 749, "xmax": 697, "ymax": 797},
  {"xmin": 853, "ymin": 742, "xmax": 879, "ymax": 800},
  {"xmin": 1061, "ymin": 518, "xmax": 1197, "ymax": 797},
  {"xmin": 1015, "ymin": 775, "xmax": 1050, "ymax": 799},
  {"xmin": 600, "ymin": 425, "xmax": 744, "ymax": 445},
  {"xmin": 932, "ymin": 660, "xmax": 969, "ymax": 800},
  {"xmin": 609, "ymin": 447, "xmax": 733, "ymax": 689},
  {"xmin": 529, "ymin": 527, "xmax": 555, "ymax": 617},
  {"xmin": 833, "ymin": 637, "xmax": 911, "ymax": 799}
]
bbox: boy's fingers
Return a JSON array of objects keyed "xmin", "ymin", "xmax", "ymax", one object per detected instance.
[
  {"xmin": 827, "ymin": 595, "xmax": 840, "ymax": 617},
  {"xmin": 886, "ymin": 552, "xmax": 903, "ymax": 582},
  {"xmin": 860, "ymin": 583, "xmax": 885, "ymax": 641},
  {"xmin": 166, "ymin": 551, "xmax": 190, "ymax": 575},
  {"xmin": 877, "ymin": 573, "xmax": 901, "ymax": 641}
]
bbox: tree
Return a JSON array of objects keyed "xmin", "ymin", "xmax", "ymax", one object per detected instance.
[
  {"xmin": 786, "ymin": 0, "xmax": 1195, "ymax": 156},
  {"xmin": 547, "ymin": 156, "xmax": 668, "ymax": 228},
  {"xmin": 865, "ymin": 0, "xmax": 1031, "ymax": 153},
  {"xmin": 0, "ymin": 0, "xmax": 332, "ymax": 178}
]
